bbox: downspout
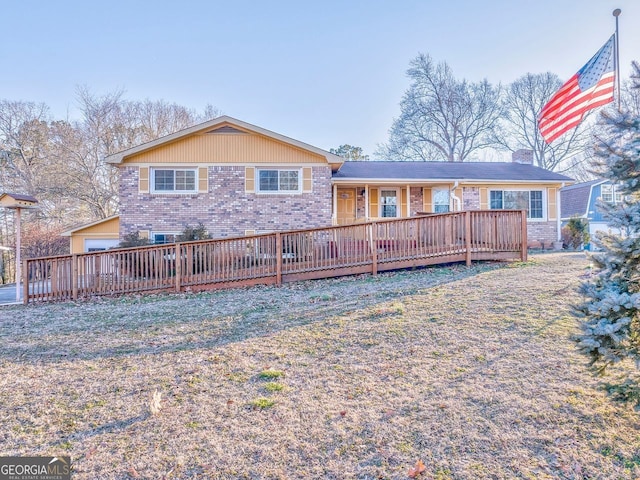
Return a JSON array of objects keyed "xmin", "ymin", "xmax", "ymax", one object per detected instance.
[{"xmin": 450, "ymin": 181, "xmax": 462, "ymax": 211}]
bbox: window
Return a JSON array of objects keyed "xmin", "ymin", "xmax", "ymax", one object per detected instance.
[
  {"xmin": 601, "ymin": 184, "xmax": 623, "ymax": 204},
  {"xmin": 433, "ymin": 188, "xmax": 450, "ymax": 213},
  {"xmin": 152, "ymin": 168, "xmax": 196, "ymax": 192},
  {"xmin": 490, "ymin": 190, "xmax": 544, "ymax": 219},
  {"xmin": 380, "ymin": 189, "xmax": 398, "ymax": 217},
  {"xmin": 152, "ymin": 233, "xmax": 178, "ymax": 245},
  {"xmin": 258, "ymin": 169, "xmax": 300, "ymax": 193}
]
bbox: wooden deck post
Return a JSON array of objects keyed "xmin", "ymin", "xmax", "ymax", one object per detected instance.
[
  {"xmin": 71, "ymin": 254, "xmax": 78, "ymax": 300},
  {"xmin": 275, "ymin": 232, "xmax": 282, "ymax": 285},
  {"xmin": 465, "ymin": 211, "xmax": 472, "ymax": 267},
  {"xmin": 22, "ymin": 259, "xmax": 29, "ymax": 305},
  {"xmin": 521, "ymin": 210, "xmax": 528, "ymax": 262},
  {"xmin": 370, "ymin": 223, "xmax": 378, "ymax": 275},
  {"xmin": 175, "ymin": 243, "xmax": 182, "ymax": 292}
]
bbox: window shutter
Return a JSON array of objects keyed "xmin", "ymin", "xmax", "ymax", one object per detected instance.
[
  {"xmin": 245, "ymin": 167, "xmax": 255, "ymax": 193},
  {"xmin": 369, "ymin": 188, "xmax": 379, "ymax": 219},
  {"xmin": 198, "ymin": 167, "xmax": 208, "ymax": 193},
  {"xmin": 479, "ymin": 188, "xmax": 488, "ymax": 210},
  {"xmin": 547, "ymin": 188, "xmax": 557, "ymax": 220},
  {"xmin": 139, "ymin": 167, "xmax": 149, "ymax": 193},
  {"xmin": 302, "ymin": 167, "xmax": 312, "ymax": 193},
  {"xmin": 422, "ymin": 188, "xmax": 432, "ymax": 213},
  {"xmin": 401, "ymin": 188, "xmax": 408, "ymax": 217}
]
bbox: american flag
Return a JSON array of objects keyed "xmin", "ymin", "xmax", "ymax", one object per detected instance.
[{"xmin": 538, "ymin": 35, "xmax": 616, "ymax": 144}]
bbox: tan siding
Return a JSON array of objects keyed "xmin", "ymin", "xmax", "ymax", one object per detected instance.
[
  {"xmin": 479, "ymin": 188, "xmax": 488, "ymax": 209},
  {"xmin": 302, "ymin": 167, "xmax": 312, "ymax": 192},
  {"xmin": 71, "ymin": 236, "xmax": 83, "ymax": 254},
  {"xmin": 422, "ymin": 187, "xmax": 432, "ymax": 213},
  {"xmin": 369, "ymin": 188, "xmax": 379, "ymax": 218},
  {"xmin": 245, "ymin": 167, "xmax": 255, "ymax": 193},
  {"xmin": 73, "ymin": 217, "xmax": 120, "ymax": 235},
  {"xmin": 124, "ymin": 133, "xmax": 327, "ymax": 165},
  {"xmin": 139, "ymin": 167, "xmax": 149, "ymax": 193},
  {"xmin": 68, "ymin": 217, "xmax": 121, "ymax": 254},
  {"xmin": 547, "ymin": 187, "xmax": 557, "ymax": 220},
  {"xmin": 198, "ymin": 167, "xmax": 208, "ymax": 192}
]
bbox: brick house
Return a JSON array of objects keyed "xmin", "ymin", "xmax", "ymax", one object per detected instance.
[{"xmin": 64, "ymin": 116, "xmax": 573, "ymax": 253}]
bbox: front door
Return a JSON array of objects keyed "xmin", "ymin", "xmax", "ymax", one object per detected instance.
[{"xmin": 337, "ymin": 188, "xmax": 356, "ymax": 225}]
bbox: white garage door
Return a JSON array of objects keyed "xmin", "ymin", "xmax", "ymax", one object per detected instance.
[{"xmin": 84, "ymin": 239, "xmax": 120, "ymax": 252}]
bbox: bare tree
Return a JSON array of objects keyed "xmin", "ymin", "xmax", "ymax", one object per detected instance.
[
  {"xmin": 330, "ymin": 144, "xmax": 369, "ymax": 161},
  {"xmin": 378, "ymin": 54, "xmax": 502, "ymax": 161},
  {"xmin": 0, "ymin": 100, "xmax": 52, "ymax": 196},
  {"xmin": 493, "ymin": 72, "xmax": 592, "ymax": 172}
]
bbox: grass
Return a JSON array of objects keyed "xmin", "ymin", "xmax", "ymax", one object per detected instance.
[{"xmin": 1, "ymin": 253, "xmax": 639, "ymax": 479}]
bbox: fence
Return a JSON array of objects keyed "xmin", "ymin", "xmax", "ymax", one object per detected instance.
[{"xmin": 23, "ymin": 210, "xmax": 527, "ymax": 304}]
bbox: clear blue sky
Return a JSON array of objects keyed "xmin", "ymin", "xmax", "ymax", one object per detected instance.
[{"xmin": 2, "ymin": 1, "xmax": 638, "ymax": 158}]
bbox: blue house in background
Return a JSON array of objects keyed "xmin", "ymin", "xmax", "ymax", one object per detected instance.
[{"xmin": 560, "ymin": 179, "xmax": 623, "ymax": 249}]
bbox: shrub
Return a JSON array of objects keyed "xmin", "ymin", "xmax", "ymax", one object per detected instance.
[
  {"xmin": 177, "ymin": 223, "xmax": 211, "ymax": 242},
  {"xmin": 562, "ymin": 217, "xmax": 589, "ymax": 250},
  {"xmin": 118, "ymin": 231, "xmax": 150, "ymax": 248}
]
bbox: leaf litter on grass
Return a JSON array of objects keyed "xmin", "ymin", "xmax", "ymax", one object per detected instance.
[{"xmin": 1, "ymin": 253, "xmax": 640, "ymax": 479}]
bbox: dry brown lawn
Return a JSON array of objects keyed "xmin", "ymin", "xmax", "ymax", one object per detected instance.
[{"xmin": 1, "ymin": 253, "xmax": 639, "ymax": 479}]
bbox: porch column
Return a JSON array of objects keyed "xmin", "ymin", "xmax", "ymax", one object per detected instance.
[
  {"xmin": 406, "ymin": 185, "xmax": 411, "ymax": 217},
  {"xmin": 332, "ymin": 184, "xmax": 338, "ymax": 225},
  {"xmin": 364, "ymin": 184, "xmax": 369, "ymax": 220}
]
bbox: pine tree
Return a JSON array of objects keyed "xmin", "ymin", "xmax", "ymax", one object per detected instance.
[{"xmin": 575, "ymin": 62, "xmax": 640, "ymax": 406}]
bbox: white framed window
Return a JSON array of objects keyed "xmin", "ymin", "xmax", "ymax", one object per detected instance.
[
  {"xmin": 433, "ymin": 188, "xmax": 450, "ymax": 213},
  {"xmin": 151, "ymin": 168, "xmax": 197, "ymax": 193},
  {"xmin": 257, "ymin": 169, "xmax": 300, "ymax": 193},
  {"xmin": 490, "ymin": 189, "xmax": 544, "ymax": 219},
  {"xmin": 152, "ymin": 232, "xmax": 179, "ymax": 245},
  {"xmin": 600, "ymin": 184, "xmax": 623, "ymax": 204},
  {"xmin": 380, "ymin": 189, "xmax": 399, "ymax": 218}
]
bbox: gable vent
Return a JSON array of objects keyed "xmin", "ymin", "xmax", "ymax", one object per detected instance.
[{"xmin": 206, "ymin": 125, "xmax": 248, "ymax": 134}]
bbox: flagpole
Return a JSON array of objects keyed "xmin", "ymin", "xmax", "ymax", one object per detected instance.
[{"xmin": 613, "ymin": 8, "xmax": 621, "ymax": 110}]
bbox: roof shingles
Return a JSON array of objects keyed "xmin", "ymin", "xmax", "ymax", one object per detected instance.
[{"xmin": 333, "ymin": 161, "xmax": 573, "ymax": 182}]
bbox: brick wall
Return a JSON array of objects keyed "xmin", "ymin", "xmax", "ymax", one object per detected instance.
[
  {"xmin": 119, "ymin": 166, "xmax": 333, "ymax": 239},
  {"xmin": 463, "ymin": 187, "xmax": 480, "ymax": 210},
  {"xmin": 526, "ymin": 221, "xmax": 559, "ymax": 248}
]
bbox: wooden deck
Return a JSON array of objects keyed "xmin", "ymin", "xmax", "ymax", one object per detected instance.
[{"xmin": 23, "ymin": 210, "xmax": 527, "ymax": 304}]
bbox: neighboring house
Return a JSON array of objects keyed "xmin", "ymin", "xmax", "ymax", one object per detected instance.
[
  {"xmin": 560, "ymin": 179, "xmax": 623, "ymax": 247},
  {"xmin": 64, "ymin": 117, "xmax": 573, "ymax": 253}
]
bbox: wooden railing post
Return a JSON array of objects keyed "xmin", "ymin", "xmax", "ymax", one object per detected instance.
[
  {"xmin": 275, "ymin": 233, "xmax": 282, "ymax": 285},
  {"xmin": 71, "ymin": 254, "xmax": 78, "ymax": 301},
  {"xmin": 370, "ymin": 223, "xmax": 378, "ymax": 275},
  {"xmin": 23, "ymin": 259, "xmax": 29, "ymax": 304},
  {"xmin": 175, "ymin": 243, "xmax": 182, "ymax": 292},
  {"xmin": 521, "ymin": 210, "xmax": 528, "ymax": 262},
  {"xmin": 465, "ymin": 211, "xmax": 472, "ymax": 266}
]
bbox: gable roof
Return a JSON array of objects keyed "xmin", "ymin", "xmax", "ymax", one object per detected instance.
[
  {"xmin": 105, "ymin": 116, "xmax": 344, "ymax": 167},
  {"xmin": 60, "ymin": 215, "xmax": 120, "ymax": 237},
  {"xmin": 333, "ymin": 161, "xmax": 574, "ymax": 183},
  {"xmin": 560, "ymin": 179, "xmax": 607, "ymax": 219}
]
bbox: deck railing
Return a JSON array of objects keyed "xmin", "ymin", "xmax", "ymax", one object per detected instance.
[{"xmin": 23, "ymin": 210, "xmax": 527, "ymax": 304}]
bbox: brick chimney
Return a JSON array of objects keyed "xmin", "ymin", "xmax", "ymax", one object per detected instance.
[{"xmin": 512, "ymin": 149, "xmax": 534, "ymax": 165}]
